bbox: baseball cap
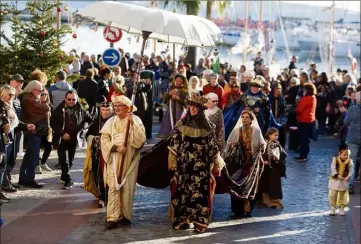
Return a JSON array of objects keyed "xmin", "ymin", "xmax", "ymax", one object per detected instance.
[{"xmin": 11, "ymin": 74, "xmax": 25, "ymax": 82}]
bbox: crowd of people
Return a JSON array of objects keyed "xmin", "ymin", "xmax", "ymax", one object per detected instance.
[{"xmin": 0, "ymin": 49, "xmax": 359, "ymax": 233}]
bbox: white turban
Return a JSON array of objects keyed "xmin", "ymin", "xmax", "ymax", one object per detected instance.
[
  {"xmin": 111, "ymin": 95, "xmax": 137, "ymax": 112},
  {"xmin": 205, "ymin": 92, "xmax": 218, "ymax": 101}
]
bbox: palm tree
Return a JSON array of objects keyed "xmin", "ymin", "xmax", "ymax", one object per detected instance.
[
  {"xmin": 206, "ymin": 1, "xmax": 230, "ymax": 20},
  {"xmin": 164, "ymin": 0, "xmax": 201, "ymax": 15},
  {"xmin": 163, "ymin": 1, "xmax": 229, "ymax": 67},
  {"xmin": 164, "ymin": 1, "xmax": 201, "ymax": 67}
]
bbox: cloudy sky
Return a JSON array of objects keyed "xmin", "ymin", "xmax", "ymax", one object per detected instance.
[{"xmin": 284, "ymin": 1, "xmax": 360, "ymax": 12}]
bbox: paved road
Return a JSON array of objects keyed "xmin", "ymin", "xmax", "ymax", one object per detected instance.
[{"xmin": 1, "ymin": 129, "xmax": 359, "ymax": 244}]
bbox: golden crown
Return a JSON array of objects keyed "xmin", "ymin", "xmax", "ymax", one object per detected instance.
[
  {"xmin": 250, "ymin": 75, "xmax": 265, "ymax": 88},
  {"xmin": 189, "ymin": 94, "xmax": 208, "ymax": 106}
]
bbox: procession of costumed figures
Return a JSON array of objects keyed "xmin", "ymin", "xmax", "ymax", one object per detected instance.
[{"xmin": 82, "ymin": 75, "xmax": 288, "ymax": 231}]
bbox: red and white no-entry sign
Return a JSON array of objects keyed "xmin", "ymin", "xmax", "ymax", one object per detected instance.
[{"xmin": 103, "ymin": 26, "xmax": 123, "ymax": 43}]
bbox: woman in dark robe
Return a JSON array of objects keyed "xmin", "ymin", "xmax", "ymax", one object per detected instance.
[
  {"xmin": 125, "ymin": 71, "xmax": 152, "ymax": 133},
  {"xmin": 158, "ymin": 74, "xmax": 188, "ymax": 138},
  {"xmin": 224, "ymin": 109, "xmax": 266, "ymax": 217},
  {"xmin": 168, "ymin": 94, "xmax": 225, "ymax": 233},
  {"xmin": 269, "ymin": 83, "xmax": 287, "ymax": 148},
  {"xmin": 84, "ymin": 103, "xmax": 113, "ymax": 208}
]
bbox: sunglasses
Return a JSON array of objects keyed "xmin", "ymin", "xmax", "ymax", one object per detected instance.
[
  {"xmin": 67, "ymin": 98, "xmax": 76, "ymax": 102},
  {"xmin": 41, "ymin": 93, "xmax": 48, "ymax": 96},
  {"xmin": 100, "ymin": 104, "xmax": 111, "ymax": 108}
]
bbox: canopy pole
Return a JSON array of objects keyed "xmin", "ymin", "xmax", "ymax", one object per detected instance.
[{"xmin": 117, "ymin": 31, "xmax": 152, "ymax": 185}]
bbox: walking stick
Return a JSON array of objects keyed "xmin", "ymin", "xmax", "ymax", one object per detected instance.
[{"xmin": 117, "ymin": 31, "xmax": 151, "ymax": 185}]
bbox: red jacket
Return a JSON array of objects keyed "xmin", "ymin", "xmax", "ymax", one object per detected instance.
[
  {"xmin": 223, "ymin": 91, "xmax": 242, "ymax": 109},
  {"xmin": 296, "ymin": 95, "xmax": 316, "ymax": 123},
  {"xmin": 203, "ymin": 84, "xmax": 224, "ymax": 109}
]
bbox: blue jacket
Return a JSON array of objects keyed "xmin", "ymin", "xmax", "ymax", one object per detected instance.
[
  {"xmin": 344, "ymin": 104, "xmax": 361, "ymax": 145},
  {"xmin": 48, "ymin": 81, "xmax": 74, "ymax": 110}
]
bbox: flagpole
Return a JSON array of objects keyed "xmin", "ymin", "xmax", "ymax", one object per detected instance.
[
  {"xmin": 242, "ymin": 0, "xmax": 249, "ymax": 65},
  {"xmin": 329, "ymin": 1, "xmax": 335, "ymax": 74}
]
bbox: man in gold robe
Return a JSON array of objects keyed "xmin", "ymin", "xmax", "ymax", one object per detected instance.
[{"xmin": 100, "ymin": 95, "xmax": 146, "ymax": 229}]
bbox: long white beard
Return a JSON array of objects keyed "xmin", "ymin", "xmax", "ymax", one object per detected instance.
[{"xmin": 204, "ymin": 107, "xmax": 217, "ymax": 119}]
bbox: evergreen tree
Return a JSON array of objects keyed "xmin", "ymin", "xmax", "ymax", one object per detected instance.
[{"xmin": 0, "ymin": 0, "xmax": 72, "ymax": 84}]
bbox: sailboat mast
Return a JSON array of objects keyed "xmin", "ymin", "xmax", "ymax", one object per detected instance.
[
  {"xmin": 242, "ymin": 0, "xmax": 249, "ymax": 65},
  {"xmin": 259, "ymin": 0, "xmax": 263, "ymax": 23},
  {"xmin": 329, "ymin": 1, "xmax": 335, "ymax": 74},
  {"xmin": 276, "ymin": 1, "xmax": 291, "ymax": 60}
]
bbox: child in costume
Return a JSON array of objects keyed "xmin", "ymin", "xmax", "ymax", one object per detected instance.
[
  {"xmin": 328, "ymin": 144, "xmax": 353, "ymax": 216},
  {"xmin": 259, "ymin": 127, "xmax": 287, "ymax": 209}
]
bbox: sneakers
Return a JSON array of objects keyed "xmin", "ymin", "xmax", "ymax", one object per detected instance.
[
  {"xmin": 41, "ymin": 164, "xmax": 52, "ymax": 172},
  {"xmin": 0, "ymin": 192, "xmax": 10, "ymax": 203},
  {"xmin": 339, "ymin": 207, "xmax": 345, "ymax": 216},
  {"xmin": 294, "ymin": 157, "xmax": 307, "ymax": 162},
  {"xmin": 62, "ymin": 181, "xmax": 74, "ymax": 190},
  {"xmin": 329, "ymin": 207, "xmax": 336, "ymax": 216},
  {"xmin": 35, "ymin": 165, "xmax": 43, "ymax": 174},
  {"xmin": 1, "ymin": 184, "xmax": 18, "ymax": 193}
]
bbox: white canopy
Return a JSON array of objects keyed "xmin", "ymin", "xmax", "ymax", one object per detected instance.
[{"xmin": 77, "ymin": 1, "xmax": 221, "ymax": 47}]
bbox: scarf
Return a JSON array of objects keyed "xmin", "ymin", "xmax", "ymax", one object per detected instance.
[{"xmin": 3, "ymin": 100, "xmax": 19, "ymax": 130}]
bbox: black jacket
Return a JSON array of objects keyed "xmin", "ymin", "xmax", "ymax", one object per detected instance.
[
  {"xmin": 77, "ymin": 78, "xmax": 98, "ymax": 112},
  {"xmin": 96, "ymin": 77, "xmax": 110, "ymax": 103},
  {"xmin": 50, "ymin": 101, "xmax": 93, "ymax": 145},
  {"xmin": 80, "ymin": 61, "xmax": 94, "ymax": 76}
]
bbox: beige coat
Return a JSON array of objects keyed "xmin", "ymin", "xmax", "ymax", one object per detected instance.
[{"xmin": 100, "ymin": 115, "xmax": 146, "ymax": 221}]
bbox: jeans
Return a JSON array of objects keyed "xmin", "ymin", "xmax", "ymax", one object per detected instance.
[
  {"xmin": 348, "ymin": 142, "xmax": 360, "ymax": 187},
  {"xmin": 0, "ymin": 131, "xmax": 22, "ymax": 185},
  {"xmin": 299, "ymin": 122, "xmax": 315, "ymax": 158},
  {"xmin": 19, "ymin": 134, "xmax": 42, "ymax": 183},
  {"xmin": 38, "ymin": 136, "xmax": 52, "ymax": 165},
  {"xmin": 58, "ymin": 141, "xmax": 77, "ymax": 183}
]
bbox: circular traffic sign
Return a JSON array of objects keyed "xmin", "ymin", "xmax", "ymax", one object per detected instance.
[
  {"xmin": 103, "ymin": 26, "xmax": 123, "ymax": 43},
  {"xmin": 102, "ymin": 48, "xmax": 121, "ymax": 67}
]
